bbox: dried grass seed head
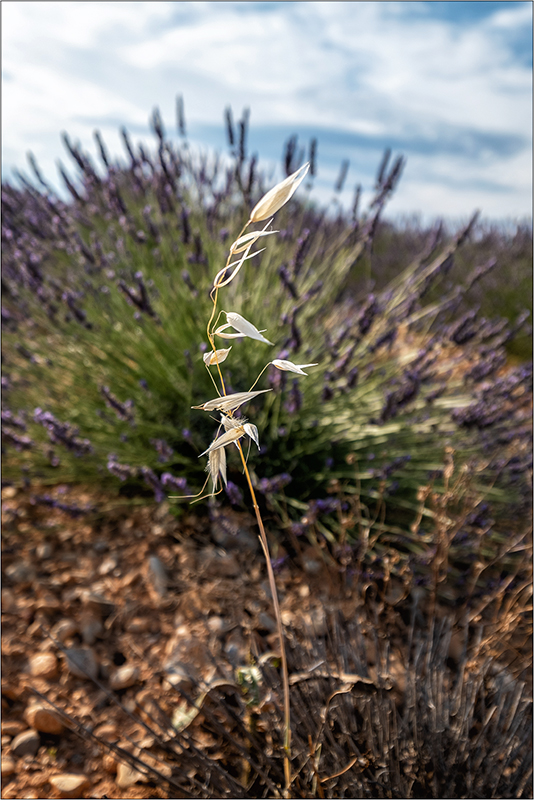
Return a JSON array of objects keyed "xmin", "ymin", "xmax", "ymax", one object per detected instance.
[
  {"xmin": 213, "ymin": 247, "xmax": 266, "ymax": 290},
  {"xmin": 207, "ymin": 446, "xmax": 227, "ymax": 491},
  {"xmin": 215, "ymin": 311, "xmax": 273, "ymax": 346},
  {"xmin": 192, "ymin": 389, "xmax": 272, "ymax": 413},
  {"xmin": 249, "ymin": 163, "xmax": 310, "ymax": 222},
  {"xmin": 203, "ymin": 347, "xmax": 232, "ymax": 366},
  {"xmin": 221, "ymin": 414, "xmax": 259, "ymax": 448},
  {"xmin": 229, "ymin": 224, "xmax": 277, "ymax": 255},
  {"xmin": 271, "ymin": 359, "xmax": 318, "ymax": 376},
  {"xmin": 199, "ymin": 426, "xmax": 245, "ymax": 457}
]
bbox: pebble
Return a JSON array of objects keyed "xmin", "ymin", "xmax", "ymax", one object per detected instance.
[
  {"xmin": 1, "ymin": 720, "xmax": 26, "ymax": 736},
  {"xmin": 25, "ymin": 704, "xmax": 63, "ymax": 735},
  {"xmin": 1, "ymin": 756, "xmax": 16, "ymax": 777},
  {"xmin": 4, "ymin": 560, "xmax": 36, "ymax": 584},
  {"xmin": 11, "ymin": 729, "xmax": 40, "ymax": 757},
  {"xmin": 116, "ymin": 762, "xmax": 144, "ymax": 788},
  {"xmin": 81, "ymin": 589, "xmax": 114, "ymax": 616},
  {"xmin": 302, "ymin": 553, "xmax": 323, "ymax": 576},
  {"xmin": 50, "ymin": 619, "xmax": 78, "ymax": 643},
  {"xmin": 28, "ymin": 652, "xmax": 58, "ymax": 680},
  {"xmin": 1, "ymin": 486, "xmax": 17, "ymax": 499},
  {"xmin": 93, "ymin": 723, "xmax": 118, "ymax": 742},
  {"xmin": 80, "ymin": 616, "xmax": 103, "ymax": 646},
  {"xmin": 49, "ymin": 773, "xmax": 90, "ymax": 797},
  {"xmin": 202, "ymin": 546, "xmax": 240, "ymax": 577},
  {"xmin": 164, "ymin": 626, "xmax": 209, "ymax": 689},
  {"xmin": 35, "ymin": 594, "xmax": 61, "ymax": 613},
  {"xmin": 1, "ymin": 588, "xmax": 17, "ymax": 614},
  {"xmin": 64, "ymin": 647, "xmax": 99, "ymax": 680},
  {"xmin": 35, "ymin": 541, "xmax": 54, "ymax": 560},
  {"xmin": 258, "ymin": 612, "xmax": 277, "ymax": 633},
  {"xmin": 109, "ymin": 665, "xmax": 140, "ymax": 691},
  {"xmin": 98, "ymin": 556, "xmax": 118, "ymax": 576},
  {"xmin": 125, "ymin": 616, "xmax": 150, "ymax": 633},
  {"xmin": 207, "ymin": 615, "xmax": 225, "ymax": 634},
  {"xmin": 147, "ymin": 556, "xmax": 167, "ymax": 597},
  {"xmin": 307, "ymin": 606, "xmax": 328, "ymax": 636}
]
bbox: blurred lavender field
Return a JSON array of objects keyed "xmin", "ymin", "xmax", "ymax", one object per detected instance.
[{"xmin": 1, "ymin": 103, "xmax": 532, "ymax": 597}]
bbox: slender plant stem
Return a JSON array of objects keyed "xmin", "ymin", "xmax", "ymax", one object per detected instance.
[
  {"xmin": 205, "ymin": 216, "xmax": 292, "ymax": 793},
  {"xmin": 237, "ymin": 441, "xmax": 292, "ymax": 794}
]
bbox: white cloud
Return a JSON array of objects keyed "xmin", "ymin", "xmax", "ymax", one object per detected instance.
[{"xmin": 2, "ymin": 1, "xmax": 531, "ymax": 221}]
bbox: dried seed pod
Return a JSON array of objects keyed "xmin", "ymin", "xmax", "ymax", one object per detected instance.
[
  {"xmin": 203, "ymin": 347, "xmax": 232, "ymax": 366},
  {"xmin": 271, "ymin": 359, "xmax": 318, "ymax": 376},
  {"xmin": 249, "ymin": 163, "xmax": 309, "ymax": 222}
]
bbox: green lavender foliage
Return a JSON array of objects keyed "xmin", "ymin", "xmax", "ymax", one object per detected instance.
[{"xmin": 2, "ymin": 105, "xmax": 531, "ymax": 558}]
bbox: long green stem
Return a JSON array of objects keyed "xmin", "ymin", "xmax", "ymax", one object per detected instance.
[{"xmin": 237, "ymin": 441, "xmax": 292, "ymax": 794}]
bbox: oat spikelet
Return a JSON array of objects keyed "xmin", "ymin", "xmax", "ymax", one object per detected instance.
[{"xmin": 250, "ymin": 163, "xmax": 309, "ymax": 222}]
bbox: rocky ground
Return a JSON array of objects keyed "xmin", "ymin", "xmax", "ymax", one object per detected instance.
[
  {"xmin": 1, "ymin": 482, "xmax": 374, "ymax": 799},
  {"xmin": 1, "ymin": 483, "xmax": 532, "ymax": 799}
]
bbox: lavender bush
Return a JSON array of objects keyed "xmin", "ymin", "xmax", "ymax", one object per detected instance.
[{"xmin": 2, "ymin": 101, "xmax": 531, "ymax": 576}]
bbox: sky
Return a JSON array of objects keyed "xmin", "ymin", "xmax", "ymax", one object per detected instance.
[{"xmin": 2, "ymin": 1, "xmax": 532, "ymax": 224}]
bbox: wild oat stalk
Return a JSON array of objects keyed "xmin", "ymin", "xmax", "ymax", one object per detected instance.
[{"xmin": 173, "ymin": 163, "xmax": 313, "ymax": 794}]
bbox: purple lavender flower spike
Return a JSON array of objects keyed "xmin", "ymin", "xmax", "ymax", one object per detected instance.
[
  {"xmin": 291, "ymin": 229, "xmax": 310, "ymax": 277},
  {"xmin": 258, "ymin": 473, "xmax": 292, "ymax": 495},
  {"xmin": 150, "ymin": 438, "xmax": 174, "ymax": 463},
  {"xmin": 100, "ymin": 386, "xmax": 135, "ymax": 424},
  {"xmin": 161, "ymin": 473, "xmax": 188, "ymax": 493},
  {"xmin": 141, "ymin": 466, "xmax": 165, "ymax": 502},
  {"xmin": 225, "ymin": 481, "xmax": 244, "ymax": 506},
  {"xmin": 1, "ymin": 410, "xmax": 26, "ymax": 430},
  {"xmin": 284, "ymin": 380, "xmax": 302, "ymax": 415},
  {"xmin": 1, "ymin": 429, "xmax": 34, "ymax": 450},
  {"xmin": 278, "ymin": 265, "xmax": 299, "ymax": 299},
  {"xmin": 33, "ymin": 408, "xmax": 93, "ymax": 456},
  {"xmin": 357, "ymin": 294, "xmax": 379, "ymax": 335},
  {"xmin": 107, "ymin": 454, "xmax": 138, "ymax": 481}
]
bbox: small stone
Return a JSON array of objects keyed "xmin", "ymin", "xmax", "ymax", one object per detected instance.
[
  {"xmin": 147, "ymin": 556, "xmax": 167, "ymax": 597},
  {"xmin": 11, "ymin": 728, "xmax": 40, "ymax": 757},
  {"xmin": 5, "ymin": 560, "xmax": 36, "ymax": 584},
  {"xmin": 25, "ymin": 704, "xmax": 63, "ymax": 734},
  {"xmin": 207, "ymin": 615, "xmax": 225, "ymax": 634},
  {"xmin": 64, "ymin": 647, "xmax": 98, "ymax": 680},
  {"xmin": 102, "ymin": 753, "xmax": 117, "ymax": 773},
  {"xmin": 116, "ymin": 762, "xmax": 144, "ymax": 788},
  {"xmin": 109, "ymin": 665, "xmax": 140, "ymax": 691},
  {"xmin": 80, "ymin": 589, "xmax": 114, "ymax": 616},
  {"xmin": 49, "ymin": 773, "xmax": 89, "ymax": 797},
  {"xmin": 202, "ymin": 546, "xmax": 240, "ymax": 577},
  {"xmin": 80, "ymin": 615, "xmax": 103, "ymax": 646},
  {"xmin": 224, "ymin": 629, "xmax": 248, "ymax": 666},
  {"xmin": 302, "ymin": 554, "xmax": 322, "ymax": 575},
  {"xmin": 1, "ymin": 486, "xmax": 17, "ymax": 499},
  {"xmin": 164, "ymin": 627, "xmax": 210, "ymax": 689},
  {"xmin": 125, "ymin": 616, "xmax": 150, "ymax": 633},
  {"xmin": 50, "ymin": 619, "xmax": 78, "ymax": 643},
  {"xmin": 36, "ymin": 541, "xmax": 54, "ymax": 560},
  {"xmin": 1, "ymin": 756, "xmax": 15, "ymax": 777},
  {"xmin": 1, "ymin": 720, "xmax": 26, "ymax": 736},
  {"xmin": 308, "ymin": 606, "xmax": 327, "ymax": 636},
  {"xmin": 93, "ymin": 723, "xmax": 118, "ymax": 743},
  {"xmin": 1, "ymin": 588, "xmax": 18, "ymax": 614},
  {"xmin": 257, "ymin": 612, "xmax": 277, "ymax": 633},
  {"xmin": 28, "ymin": 652, "xmax": 58, "ymax": 680},
  {"xmin": 98, "ymin": 556, "xmax": 118, "ymax": 576},
  {"xmin": 35, "ymin": 594, "xmax": 61, "ymax": 613}
]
